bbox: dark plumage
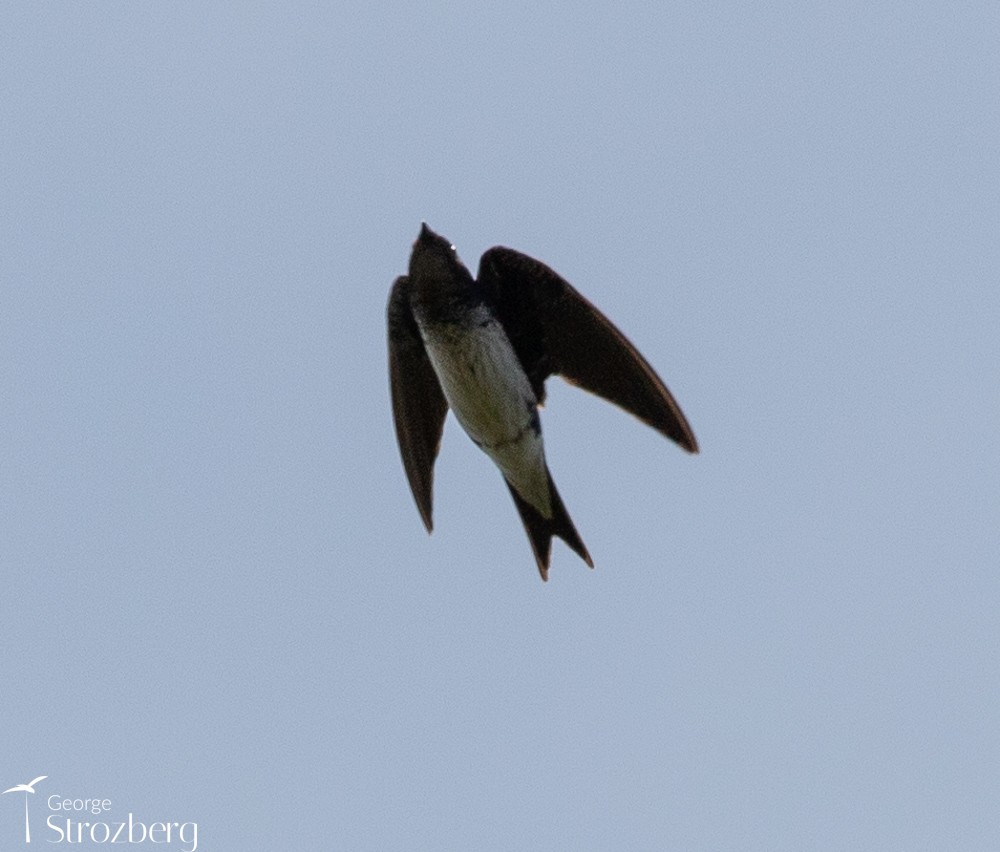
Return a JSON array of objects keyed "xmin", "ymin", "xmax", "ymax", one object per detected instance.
[{"xmin": 388, "ymin": 224, "xmax": 697, "ymax": 580}]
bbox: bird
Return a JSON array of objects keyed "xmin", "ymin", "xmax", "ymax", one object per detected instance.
[
  {"xmin": 387, "ymin": 223, "xmax": 697, "ymax": 580},
  {"xmin": 2, "ymin": 776, "xmax": 47, "ymax": 795}
]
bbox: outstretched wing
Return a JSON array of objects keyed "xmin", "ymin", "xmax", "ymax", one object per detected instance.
[
  {"xmin": 387, "ymin": 276, "xmax": 449, "ymax": 530},
  {"xmin": 27, "ymin": 777, "xmax": 47, "ymax": 789},
  {"xmin": 476, "ymin": 248, "xmax": 698, "ymax": 452}
]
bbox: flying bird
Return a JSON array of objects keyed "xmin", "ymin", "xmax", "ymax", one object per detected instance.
[
  {"xmin": 387, "ymin": 224, "xmax": 697, "ymax": 580},
  {"xmin": 2, "ymin": 776, "xmax": 47, "ymax": 794}
]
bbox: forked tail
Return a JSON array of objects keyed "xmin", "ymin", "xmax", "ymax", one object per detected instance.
[{"xmin": 504, "ymin": 472, "xmax": 593, "ymax": 580}]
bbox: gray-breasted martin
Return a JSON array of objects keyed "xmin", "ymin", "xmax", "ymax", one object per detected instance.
[{"xmin": 388, "ymin": 224, "xmax": 697, "ymax": 580}]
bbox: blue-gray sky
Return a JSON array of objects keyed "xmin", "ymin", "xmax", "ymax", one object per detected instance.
[{"xmin": 2, "ymin": 2, "xmax": 998, "ymax": 849}]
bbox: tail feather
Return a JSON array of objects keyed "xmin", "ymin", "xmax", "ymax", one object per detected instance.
[{"xmin": 504, "ymin": 472, "xmax": 593, "ymax": 581}]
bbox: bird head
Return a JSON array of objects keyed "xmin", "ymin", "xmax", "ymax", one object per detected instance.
[{"xmin": 408, "ymin": 223, "xmax": 471, "ymax": 291}]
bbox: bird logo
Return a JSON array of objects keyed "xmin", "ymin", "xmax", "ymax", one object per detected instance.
[{"xmin": 3, "ymin": 776, "xmax": 47, "ymax": 843}]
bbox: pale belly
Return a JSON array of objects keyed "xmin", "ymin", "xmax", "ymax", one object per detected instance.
[{"xmin": 419, "ymin": 317, "xmax": 553, "ymax": 517}]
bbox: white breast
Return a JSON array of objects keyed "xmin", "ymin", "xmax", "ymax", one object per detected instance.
[{"xmin": 419, "ymin": 313, "xmax": 553, "ymax": 516}]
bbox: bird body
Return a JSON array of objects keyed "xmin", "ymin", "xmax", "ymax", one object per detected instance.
[
  {"xmin": 388, "ymin": 224, "xmax": 697, "ymax": 579},
  {"xmin": 416, "ymin": 307, "xmax": 552, "ymax": 516}
]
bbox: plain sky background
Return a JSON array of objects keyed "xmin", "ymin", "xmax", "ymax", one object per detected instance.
[{"xmin": 2, "ymin": 2, "xmax": 998, "ymax": 850}]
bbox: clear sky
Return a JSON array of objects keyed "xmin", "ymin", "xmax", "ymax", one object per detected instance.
[{"xmin": 2, "ymin": 2, "xmax": 998, "ymax": 850}]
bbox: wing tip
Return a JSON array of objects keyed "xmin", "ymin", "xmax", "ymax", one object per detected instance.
[{"xmin": 416, "ymin": 503, "xmax": 434, "ymax": 534}]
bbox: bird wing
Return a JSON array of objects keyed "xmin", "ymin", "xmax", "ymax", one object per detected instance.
[
  {"xmin": 387, "ymin": 276, "xmax": 449, "ymax": 531},
  {"xmin": 476, "ymin": 247, "xmax": 698, "ymax": 452},
  {"xmin": 27, "ymin": 776, "xmax": 47, "ymax": 788}
]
